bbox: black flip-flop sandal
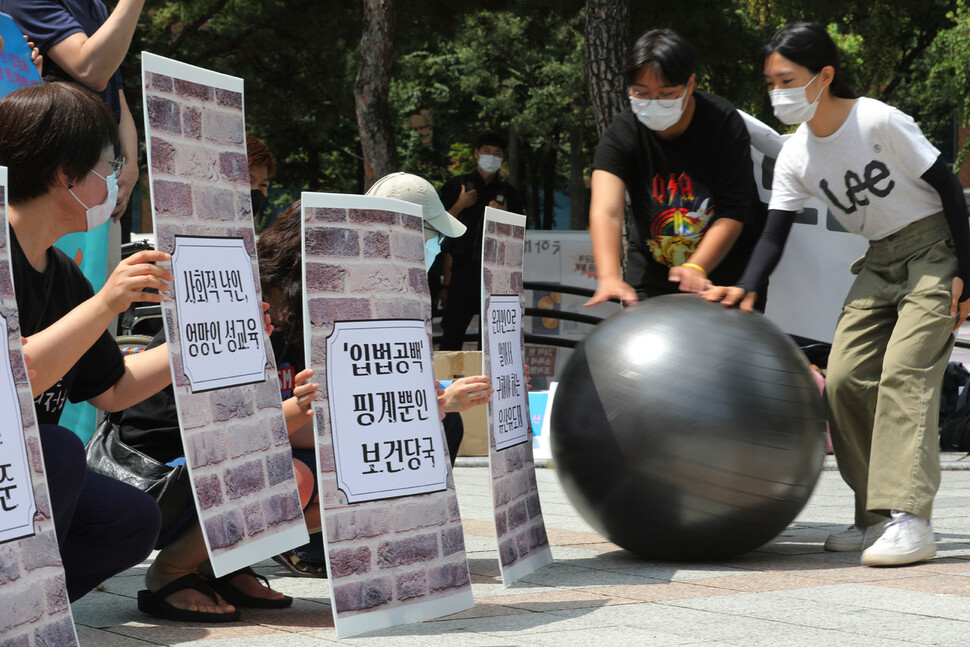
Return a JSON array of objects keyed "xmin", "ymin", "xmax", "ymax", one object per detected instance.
[
  {"xmin": 208, "ymin": 566, "xmax": 293, "ymax": 609},
  {"xmin": 272, "ymin": 550, "xmax": 328, "ymax": 577},
  {"xmin": 137, "ymin": 573, "xmax": 241, "ymax": 623}
]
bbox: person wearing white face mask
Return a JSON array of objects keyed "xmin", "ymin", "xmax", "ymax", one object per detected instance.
[
  {"xmin": 704, "ymin": 22, "xmax": 970, "ymax": 567},
  {"xmin": 0, "ymin": 81, "xmax": 177, "ymax": 604},
  {"xmin": 587, "ymin": 28, "xmax": 766, "ymax": 310},
  {"xmin": 438, "ymin": 133, "xmax": 524, "ymax": 350},
  {"xmin": 68, "ymin": 149, "xmax": 120, "ymax": 232}
]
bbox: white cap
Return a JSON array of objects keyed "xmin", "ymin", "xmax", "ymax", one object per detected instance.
[{"xmin": 365, "ymin": 172, "xmax": 467, "ymax": 238}]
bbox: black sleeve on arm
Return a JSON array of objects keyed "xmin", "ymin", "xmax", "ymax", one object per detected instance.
[
  {"xmin": 735, "ymin": 209, "xmax": 797, "ymax": 293},
  {"xmin": 922, "ymin": 156, "xmax": 970, "ymax": 300},
  {"xmin": 439, "ymin": 177, "xmax": 461, "ymax": 212}
]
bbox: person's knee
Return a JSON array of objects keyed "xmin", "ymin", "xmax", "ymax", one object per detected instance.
[
  {"xmin": 293, "ymin": 458, "xmax": 313, "ymax": 507},
  {"xmin": 38, "ymin": 424, "xmax": 87, "ymax": 496},
  {"xmin": 822, "ymin": 355, "xmax": 856, "ymax": 400},
  {"xmin": 90, "ymin": 473, "xmax": 162, "ymax": 557}
]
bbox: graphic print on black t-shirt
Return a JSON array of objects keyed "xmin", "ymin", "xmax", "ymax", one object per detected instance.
[
  {"xmin": 34, "ymin": 379, "xmax": 68, "ymax": 421},
  {"xmin": 278, "ymin": 363, "xmax": 296, "ymax": 399},
  {"xmin": 647, "ymin": 172, "xmax": 715, "ymax": 268}
]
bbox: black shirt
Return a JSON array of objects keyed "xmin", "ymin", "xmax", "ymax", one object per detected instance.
[
  {"xmin": 439, "ymin": 172, "xmax": 524, "ymax": 275},
  {"xmin": 117, "ymin": 331, "xmax": 180, "ymax": 461},
  {"xmin": 11, "ymin": 228, "xmax": 125, "ymax": 425},
  {"xmin": 593, "ymin": 91, "xmax": 765, "ymax": 295}
]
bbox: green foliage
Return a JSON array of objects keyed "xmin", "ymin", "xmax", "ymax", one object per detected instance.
[
  {"xmin": 123, "ymin": 0, "xmax": 969, "ymax": 230},
  {"xmin": 389, "ymin": 7, "xmax": 594, "ymax": 223},
  {"xmin": 896, "ymin": 1, "xmax": 970, "ymax": 165},
  {"xmin": 131, "ymin": 0, "xmax": 363, "ymax": 204}
]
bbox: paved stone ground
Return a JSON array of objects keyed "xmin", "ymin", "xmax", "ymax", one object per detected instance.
[{"xmin": 71, "ymin": 456, "xmax": 970, "ymax": 646}]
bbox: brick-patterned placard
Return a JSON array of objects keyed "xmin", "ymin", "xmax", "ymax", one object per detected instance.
[
  {"xmin": 302, "ymin": 192, "xmax": 473, "ymax": 638},
  {"xmin": 142, "ymin": 53, "xmax": 308, "ymax": 576},
  {"xmin": 481, "ymin": 207, "xmax": 553, "ymax": 586},
  {"xmin": 0, "ymin": 170, "xmax": 78, "ymax": 646}
]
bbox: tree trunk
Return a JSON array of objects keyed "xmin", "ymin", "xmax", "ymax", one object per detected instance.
[
  {"xmin": 542, "ymin": 144, "xmax": 557, "ymax": 230},
  {"xmin": 355, "ymin": 0, "xmax": 398, "ymax": 190},
  {"xmin": 507, "ymin": 125, "xmax": 521, "ymax": 190},
  {"xmin": 568, "ymin": 121, "xmax": 587, "ymax": 230},
  {"xmin": 530, "ymin": 156, "xmax": 541, "ymax": 229},
  {"xmin": 584, "ymin": 0, "xmax": 630, "ymax": 136}
]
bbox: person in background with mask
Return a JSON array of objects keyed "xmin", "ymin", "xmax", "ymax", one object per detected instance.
[
  {"xmin": 438, "ymin": 133, "xmax": 524, "ymax": 350},
  {"xmin": 586, "ymin": 28, "xmax": 765, "ymax": 309},
  {"xmin": 247, "ymin": 135, "xmax": 276, "ymax": 230},
  {"xmin": 704, "ymin": 22, "xmax": 970, "ymax": 567}
]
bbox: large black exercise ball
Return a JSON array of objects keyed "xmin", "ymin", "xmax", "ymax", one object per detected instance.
[{"xmin": 551, "ymin": 294, "xmax": 826, "ymax": 560}]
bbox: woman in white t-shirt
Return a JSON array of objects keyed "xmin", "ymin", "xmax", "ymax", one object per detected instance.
[{"xmin": 704, "ymin": 22, "xmax": 970, "ymax": 567}]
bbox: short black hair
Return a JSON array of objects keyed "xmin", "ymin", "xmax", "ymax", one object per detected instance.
[
  {"xmin": 0, "ymin": 82, "xmax": 118, "ymax": 204},
  {"xmin": 759, "ymin": 22, "xmax": 857, "ymax": 100},
  {"xmin": 624, "ymin": 28, "xmax": 695, "ymax": 87},
  {"xmin": 475, "ymin": 132, "xmax": 506, "ymax": 152}
]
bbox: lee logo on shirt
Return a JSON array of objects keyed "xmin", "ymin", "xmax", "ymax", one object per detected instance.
[{"xmin": 819, "ymin": 160, "xmax": 895, "ymax": 215}]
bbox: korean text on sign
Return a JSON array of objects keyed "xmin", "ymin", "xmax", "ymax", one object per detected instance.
[
  {"xmin": 486, "ymin": 295, "xmax": 530, "ymax": 451},
  {"xmin": 327, "ymin": 319, "xmax": 446, "ymax": 503},
  {"xmin": 0, "ymin": 314, "xmax": 38, "ymax": 544},
  {"xmin": 171, "ymin": 236, "xmax": 266, "ymax": 392}
]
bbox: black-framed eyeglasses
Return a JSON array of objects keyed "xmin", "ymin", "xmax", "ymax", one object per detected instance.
[{"xmin": 100, "ymin": 156, "xmax": 126, "ymax": 178}]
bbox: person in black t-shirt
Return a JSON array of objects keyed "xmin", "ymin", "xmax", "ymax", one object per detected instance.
[
  {"xmin": 438, "ymin": 133, "xmax": 524, "ymax": 349},
  {"xmin": 587, "ymin": 28, "xmax": 766, "ymax": 309},
  {"xmin": 2, "ymin": 82, "xmax": 171, "ymax": 603}
]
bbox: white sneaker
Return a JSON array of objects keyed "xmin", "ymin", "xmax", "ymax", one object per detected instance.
[
  {"xmin": 861, "ymin": 510, "xmax": 936, "ymax": 566},
  {"xmin": 824, "ymin": 520, "xmax": 888, "ymax": 552}
]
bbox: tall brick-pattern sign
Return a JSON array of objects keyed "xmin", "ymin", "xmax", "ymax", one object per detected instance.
[
  {"xmin": 302, "ymin": 193, "xmax": 473, "ymax": 638},
  {"xmin": 481, "ymin": 208, "xmax": 553, "ymax": 586},
  {"xmin": 0, "ymin": 173, "xmax": 79, "ymax": 646},
  {"xmin": 142, "ymin": 53, "xmax": 308, "ymax": 576}
]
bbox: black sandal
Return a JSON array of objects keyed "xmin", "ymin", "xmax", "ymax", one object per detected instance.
[
  {"xmin": 137, "ymin": 573, "xmax": 241, "ymax": 623},
  {"xmin": 272, "ymin": 550, "xmax": 328, "ymax": 577},
  {"xmin": 208, "ymin": 566, "xmax": 293, "ymax": 609}
]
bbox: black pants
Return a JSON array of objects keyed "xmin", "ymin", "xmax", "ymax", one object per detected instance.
[
  {"xmin": 440, "ymin": 272, "xmax": 481, "ymax": 350},
  {"xmin": 40, "ymin": 424, "xmax": 161, "ymax": 601}
]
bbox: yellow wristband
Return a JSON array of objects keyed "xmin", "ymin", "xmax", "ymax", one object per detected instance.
[{"xmin": 681, "ymin": 262, "xmax": 707, "ymax": 277}]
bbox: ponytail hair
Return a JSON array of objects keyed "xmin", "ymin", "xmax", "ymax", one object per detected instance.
[{"xmin": 760, "ymin": 22, "xmax": 857, "ymax": 99}]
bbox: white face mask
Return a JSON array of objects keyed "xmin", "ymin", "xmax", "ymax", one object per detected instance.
[
  {"xmin": 769, "ymin": 73, "xmax": 822, "ymax": 125},
  {"xmin": 630, "ymin": 88, "xmax": 689, "ymax": 132},
  {"xmin": 70, "ymin": 168, "xmax": 119, "ymax": 232},
  {"xmin": 477, "ymin": 153, "xmax": 503, "ymax": 175},
  {"xmin": 424, "ymin": 228, "xmax": 443, "ymax": 271}
]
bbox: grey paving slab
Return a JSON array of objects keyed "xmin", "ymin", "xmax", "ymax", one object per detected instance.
[
  {"xmin": 525, "ymin": 624, "xmax": 708, "ymax": 647},
  {"xmin": 175, "ymin": 634, "xmax": 343, "ymax": 646},
  {"xmin": 67, "ymin": 467, "xmax": 970, "ymax": 646},
  {"xmin": 767, "ymin": 582, "xmax": 970, "ymax": 621}
]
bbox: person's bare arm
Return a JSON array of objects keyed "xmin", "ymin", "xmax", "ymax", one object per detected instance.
[
  {"xmin": 87, "ymin": 343, "xmax": 171, "ymax": 412},
  {"xmin": 44, "ymin": 0, "xmax": 145, "ymax": 91},
  {"xmin": 586, "ymin": 169, "xmax": 636, "ymax": 306},
  {"xmin": 26, "ymin": 250, "xmax": 171, "ymax": 396},
  {"xmin": 114, "ymin": 90, "xmax": 139, "ymax": 216},
  {"xmin": 667, "ymin": 218, "xmax": 743, "ymax": 293}
]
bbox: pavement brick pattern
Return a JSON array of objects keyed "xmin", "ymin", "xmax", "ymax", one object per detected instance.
[
  {"xmin": 69, "ymin": 464, "xmax": 970, "ymax": 646},
  {"xmin": 303, "ymin": 204, "xmax": 471, "ymax": 622},
  {"xmin": 0, "ymin": 190, "xmax": 77, "ymax": 647},
  {"xmin": 481, "ymin": 216, "xmax": 551, "ymax": 572},
  {"xmin": 145, "ymin": 69, "xmax": 304, "ymax": 563}
]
